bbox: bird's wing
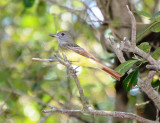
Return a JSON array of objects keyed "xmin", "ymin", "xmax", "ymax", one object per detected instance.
[
  {"xmin": 65, "ymin": 43, "xmax": 97, "ymax": 60},
  {"xmin": 65, "ymin": 43, "xmax": 121, "ymax": 80}
]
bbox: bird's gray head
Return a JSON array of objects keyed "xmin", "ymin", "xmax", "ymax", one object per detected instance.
[{"xmin": 49, "ymin": 31, "xmax": 74, "ymax": 45}]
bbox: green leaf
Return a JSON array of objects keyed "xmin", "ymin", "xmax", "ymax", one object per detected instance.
[
  {"xmin": 150, "ymin": 17, "xmax": 160, "ymax": 21},
  {"xmin": 115, "ymin": 60, "xmax": 138, "ymax": 76},
  {"xmin": 23, "ymin": 0, "xmax": 35, "ymax": 8},
  {"xmin": 37, "ymin": 1, "xmax": 46, "ymax": 16},
  {"xmin": 137, "ymin": 42, "xmax": 151, "ymax": 53},
  {"xmin": 150, "ymin": 22, "xmax": 160, "ymax": 32},
  {"xmin": 135, "ymin": 11, "xmax": 151, "ymax": 18},
  {"xmin": 152, "ymin": 80, "xmax": 160, "ymax": 88},
  {"xmin": 153, "ymin": 11, "xmax": 160, "ymax": 18},
  {"xmin": 136, "ymin": 21, "xmax": 159, "ymax": 41},
  {"xmin": 123, "ymin": 67, "xmax": 139, "ymax": 91},
  {"xmin": 151, "ymin": 47, "xmax": 160, "ymax": 60},
  {"xmin": 150, "ymin": 11, "xmax": 160, "ymax": 22}
]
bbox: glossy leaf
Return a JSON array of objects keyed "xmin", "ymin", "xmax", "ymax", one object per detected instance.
[
  {"xmin": 123, "ymin": 67, "xmax": 139, "ymax": 91},
  {"xmin": 136, "ymin": 21, "xmax": 158, "ymax": 41},
  {"xmin": 115, "ymin": 60, "xmax": 138, "ymax": 76},
  {"xmin": 151, "ymin": 47, "xmax": 160, "ymax": 60},
  {"xmin": 137, "ymin": 42, "xmax": 151, "ymax": 53},
  {"xmin": 150, "ymin": 22, "xmax": 160, "ymax": 32},
  {"xmin": 135, "ymin": 11, "xmax": 151, "ymax": 18}
]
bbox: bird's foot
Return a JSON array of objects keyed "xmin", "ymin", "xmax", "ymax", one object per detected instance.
[{"xmin": 68, "ymin": 66, "xmax": 80, "ymax": 76}]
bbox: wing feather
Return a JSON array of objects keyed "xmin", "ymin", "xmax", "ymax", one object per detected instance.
[{"xmin": 65, "ymin": 43, "xmax": 97, "ymax": 60}]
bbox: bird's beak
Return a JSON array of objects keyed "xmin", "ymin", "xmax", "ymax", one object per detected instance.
[{"xmin": 49, "ymin": 34, "xmax": 59, "ymax": 38}]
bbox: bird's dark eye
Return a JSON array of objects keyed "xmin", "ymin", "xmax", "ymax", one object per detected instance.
[{"xmin": 61, "ymin": 33, "xmax": 65, "ymax": 36}]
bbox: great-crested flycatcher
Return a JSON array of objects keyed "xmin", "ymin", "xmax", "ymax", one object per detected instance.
[{"xmin": 49, "ymin": 31, "xmax": 121, "ymax": 80}]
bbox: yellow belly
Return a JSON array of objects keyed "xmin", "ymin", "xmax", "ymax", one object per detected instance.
[{"xmin": 60, "ymin": 50, "xmax": 99, "ymax": 68}]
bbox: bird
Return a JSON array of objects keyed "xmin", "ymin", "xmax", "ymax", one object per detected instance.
[{"xmin": 49, "ymin": 31, "xmax": 121, "ymax": 80}]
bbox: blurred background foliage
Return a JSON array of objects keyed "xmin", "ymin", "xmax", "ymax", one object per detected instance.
[{"xmin": 0, "ymin": 0, "xmax": 160, "ymax": 123}]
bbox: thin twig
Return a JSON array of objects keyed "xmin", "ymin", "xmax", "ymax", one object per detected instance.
[
  {"xmin": 32, "ymin": 58, "xmax": 57, "ymax": 62},
  {"xmin": 135, "ymin": 101, "xmax": 151, "ymax": 107},
  {"xmin": 106, "ymin": 38, "xmax": 126, "ymax": 63},
  {"xmin": 126, "ymin": 5, "xmax": 136, "ymax": 47},
  {"xmin": 32, "ymin": 56, "xmax": 88, "ymax": 110},
  {"xmin": 42, "ymin": 107, "xmax": 156, "ymax": 123},
  {"xmin": 53, "ymin": 55, "xmax": 88, "ymax": 110}
]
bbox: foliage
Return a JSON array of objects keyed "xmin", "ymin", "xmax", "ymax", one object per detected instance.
[
  {"xmin": 122, "ymin": 67, "xmax": 139, "ymax": 91},
  {"xmin": 115, "ymin": 60, "xmax": 138, "ymax": 76},
  {"xmin": 136, "ymin": 10, "xmax": 160, "ymax": 41},
  {"xmin": 137, "ymin": 42, "xmax": 151, "ymax": 53},
  {"xmin": 151, "ymin": 47, "xmax": 160, "ymax": 60}
]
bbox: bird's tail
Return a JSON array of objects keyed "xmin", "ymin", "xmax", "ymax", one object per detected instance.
[{"xmin": 96, "ymin": 61, "xmax": 121, "ymax": 81}]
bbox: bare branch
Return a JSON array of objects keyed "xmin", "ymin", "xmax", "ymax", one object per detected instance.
[
  {"xmin": 42, "ymin": 107, "xmax": 156, "ymax": 123},
  {"xmin": 32, "ymin": 57, "xmax": 159, "ymax": 122},
  {"xmin": 32, "ymin": 55, "xmax": 88, "ymax": 110},
  {"xmin": 53, "ymin": 55, "xmax": 88, "ymax": 110},
  {"xmin": 126, "ymin": 5, "xmax": 136, "ymax": 47},
  {"xmin": 106, "ymin": 38, "xmax": 126, "ymax": 63},
  {"xmin": 135, "ymin": 101, "xmax": 151, "ymax": 107},
  {"xmin": 106, "ymin": 5, "xmax": 160, "ymax": 113},
  {"xmin": 146, "ymin": 65, "xmax": 160, "ymax": 72},
  {"xmin": 32, "ymin": 58, "xmax": 57, "ymax": 62},
  {"xmin": 120, "ymin": 39, "xmax": 158, "ymax": 66},
  {"xmin": 137, "ymin": 71, "xmax": 160, "ymax": 110}
]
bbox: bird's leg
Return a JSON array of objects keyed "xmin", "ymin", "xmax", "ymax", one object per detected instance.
[
  {"xmin": 67, "ymin": 66, "xmax": 80, "ymax": 77},
  {"xmin": 73, "ymin": 66, "xmax": 80, "ymax": 74},
  {"xmin": 74, "ymin": 66, "xmax": 80, "ymax": 71}
]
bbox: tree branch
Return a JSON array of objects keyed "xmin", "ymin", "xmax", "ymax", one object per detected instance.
[
  {"xmin": 146, "ymin": 65, "xmax": 160, "ymax": 72},
  {"xmin": 54, "ymin": 55, "xmax": 88, "ymax": 110},
  {"xmin": 32, "ymin": 56, "xmax": 158, "ymax": 122},
  {"xmin": 106, "ymin": 5, "xmax": 160, "ymax": 113},
  {"xmin": 106, "ymin": 38, "xmax": 126, "ymax": 63},
  {"xmin": 42, "ymin": 107, "xmax": 156, "ymax": 123},
  {"xmin": 32, "ymin": 58, "xmax": 57, "ymax": 62},
  {"xmin": 126, "ymin": 5, "xmax": 136, "ymax": 47},
  {"xmin": 32, "ymin": 56, "xmax": 88, "ymax": 110}
]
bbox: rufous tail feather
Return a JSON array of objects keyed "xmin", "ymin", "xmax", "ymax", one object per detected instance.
[{"xmin": 96, "ymin": 61, "xmax": 121, "ymax": 80}]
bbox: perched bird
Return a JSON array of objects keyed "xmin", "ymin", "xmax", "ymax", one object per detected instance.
[{"xmin": 49, "ymin": 31, "xmax": 121, "ymax": 80}]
